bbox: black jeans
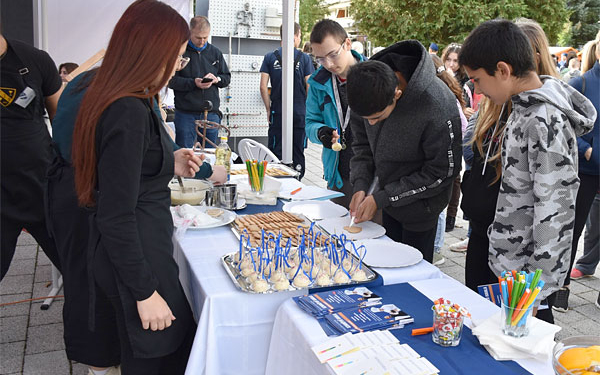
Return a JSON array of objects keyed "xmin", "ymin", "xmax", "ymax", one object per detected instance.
[
  {"xmin": 535, "ymin": 294, "xmax": 556, "ymax": 324},
  {"xmin": 447, "ymin": 175, "xmax": 461, "ymax": 218},
  {"xmin": 382, "ymin": 210, "xmax": 436, "ymax": 263},
  {"xmin": 465, "ymin": 220, "xmax": 497, "ymax": 292},
  {"xmin": 564, "ymin": 173, "xmax": 600, "ymax": 286}
]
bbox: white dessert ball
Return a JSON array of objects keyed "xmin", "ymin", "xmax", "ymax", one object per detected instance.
[
  {"xmin": 293, "ymin": 274, "xmax": 311, "ymax": 288},
  {"xmin": 333, "ymin": 272, "xmax": 350, "ymax": 284},
  {"xmin": 274, "ymin": 279, "xmax": 290, "ymax": 291},
  {"xmin": 351, "ymin": 269, "xmax": 367, "ymax": 281},
  {"xmin": 252, "ymin": 279, "xmax": 269, "ymax": 292}
]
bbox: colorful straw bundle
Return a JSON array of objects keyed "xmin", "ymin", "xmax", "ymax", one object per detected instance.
[
  {"xmin": 245, "ymin": 160, "xmax": 267, "ymax": 193},
  {"xmin": 499, "ymin": 269, "xmax": 545, "ymax": 327}
]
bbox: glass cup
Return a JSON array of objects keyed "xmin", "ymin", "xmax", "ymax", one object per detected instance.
[
  {"xmin": 248, "ymin": 174, "xmax": 265, "ymax": 194},
  {"xmin": 501, "ymin": 301, "xmax": 533, "ymax": 338},
  {"xmin": 432, "ymin": 307, "xmax": 464, "ymax": 347}
]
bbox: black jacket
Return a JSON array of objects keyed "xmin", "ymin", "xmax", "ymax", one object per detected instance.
[
  {"xmin": 350, "ymin": 41, "xmax": 463, "ymax": 230},
  {"xmin": 168, "ymin": 43, "xmax": 231, "ymax": 116},
  {"xmin": 92, "ymin": 97, "xmax": 193, "ymax": 357},
  {"xmin": 460, "ymin": 123, "xmax": 501, "ymax": 229}
]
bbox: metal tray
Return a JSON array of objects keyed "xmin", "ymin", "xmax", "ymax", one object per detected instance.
[
  {"xmin": 230, "ymin": 212, "xmax": 314, "ymax": 248},
  {"xmin": 220, "ymin": 249, "xmax": 379, "ymax": 294},
  {"xmin": 229, "ymin": 163, "xmax": 299, "ymax": 178}
]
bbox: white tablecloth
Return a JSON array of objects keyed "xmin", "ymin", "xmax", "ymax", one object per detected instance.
[
  {"xmin": 174, "ymin": 225, "xmax": 444, "ymax": 375},
  {"xmin": 264, "ymin": 277, "xmax": 553, "ymax": 375}
]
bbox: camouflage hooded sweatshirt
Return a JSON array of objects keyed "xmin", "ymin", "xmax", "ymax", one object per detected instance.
[{"xmin": 488, "ymin": 75, "xmax": 596, "ymax": 301}]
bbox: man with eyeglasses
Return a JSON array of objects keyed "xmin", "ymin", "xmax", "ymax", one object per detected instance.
[
  {"xmin": 169, "ymin": 16, "xmax": 231, "ymax": 148},
  {"xmin": 259, "ymin": 22, "xmax": 314, "ymax": 179},
  {"xmin": 306, "ymin": 19, "xmax": 376, "ymax": 217}
]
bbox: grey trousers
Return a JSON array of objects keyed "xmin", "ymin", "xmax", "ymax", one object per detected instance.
[{"xmin": 575, "ymin": 193, "xmax": 600, "ymax": 275}]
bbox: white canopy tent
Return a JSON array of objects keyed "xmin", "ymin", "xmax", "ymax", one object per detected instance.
[
  {"xmin": 35, "ymin": 0, "xmax": 192, "ymax": 69},
  {"xmin": 34, "ymin": 0, "xmax": 296, "ymax": 163}
]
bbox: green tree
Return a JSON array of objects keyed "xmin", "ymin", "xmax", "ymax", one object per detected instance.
[
  {"xmin": 351, "ymin": 0, "xmax": 569, "ymax": 48},
  {"xmin": 299, "ymin": 0, "xmax": 329, "ymax": 42},
  {"xmin": 567, "ymin": 0, "xmax": 600, "ymax": 48},
  {"xmin": 522, "ymin": 0, "xmax": 570, "ymax": 44}
]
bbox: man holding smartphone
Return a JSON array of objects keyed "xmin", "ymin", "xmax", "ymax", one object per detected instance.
[{"xmin": 169, "ymin": 16, "xmax": 231, "ymax": 148}]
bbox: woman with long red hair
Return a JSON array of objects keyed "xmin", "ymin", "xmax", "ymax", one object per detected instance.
[{"xmin": 71, "ymin": 1, "xmax": 195, "ymax": 373}]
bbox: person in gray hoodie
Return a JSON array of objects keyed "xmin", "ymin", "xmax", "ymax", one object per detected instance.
[
  {"xmin": 460, "ymin": 19, "xmax": 596, "ymax": 305},
  {"xmin": 346, "ymin": 41, "xmax": 463, "ymax": 263}
]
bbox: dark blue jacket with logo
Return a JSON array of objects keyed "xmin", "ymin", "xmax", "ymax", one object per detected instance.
[{"xmin": 169, "ymin": 43, "xmax": 231, "ymax": 116}]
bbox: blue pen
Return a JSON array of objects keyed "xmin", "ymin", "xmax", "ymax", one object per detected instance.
[
  {"xmin": 537, "ymin": 280, "xmax": 545, "ymax": 290},
  {"xmin": 501, "ymin": 280, "xmax": 509, "ymax": 307},
  {"xmin": 517, "ymin": 304, "xmax": 534, "ymax": 327}
]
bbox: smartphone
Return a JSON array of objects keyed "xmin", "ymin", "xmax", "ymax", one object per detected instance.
[{"xmin": 201, "ymin": 77, "xmax": 213, "ymax": 83}]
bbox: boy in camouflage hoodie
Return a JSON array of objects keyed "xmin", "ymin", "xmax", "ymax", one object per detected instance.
[{"xmin": 459, "ymin": 20, "xmax": 596, "ymax": 308}]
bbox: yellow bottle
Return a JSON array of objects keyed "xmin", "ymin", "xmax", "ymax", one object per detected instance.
[{"xmin": 215, "ymin": 135, "xmax": 232, "ymax": 180}]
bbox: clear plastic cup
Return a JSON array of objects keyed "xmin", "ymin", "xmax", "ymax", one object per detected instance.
[
  {"xmin": 501, "ymin": 301, "xmax": 533, "ymax": 338},
  {"xmin": 432, "ymin": 307, "xmax": 464, "ymax": 347}
]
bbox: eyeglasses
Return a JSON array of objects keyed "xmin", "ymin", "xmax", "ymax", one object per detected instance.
[
  {"xmin": 177, "ymin": 55, "xmax": 190, "ymax": 71},
  {"xmin": 315, "ymin": 44, "xmax": 345, "ymax": 65}
]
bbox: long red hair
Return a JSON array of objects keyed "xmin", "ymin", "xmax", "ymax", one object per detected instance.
[{"xmin": 72, "ymin": 0, "xmax": 189, "ymax": 206}]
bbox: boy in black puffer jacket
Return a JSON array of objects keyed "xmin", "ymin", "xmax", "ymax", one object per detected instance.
[{"xmin": 346, "ymin": 41, "xmax": 462, "ymax": 263}]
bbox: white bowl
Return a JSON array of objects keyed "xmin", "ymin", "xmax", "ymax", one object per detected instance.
[{"xmin": 169, "ymin": 179, "xmax": 209, "ymax": 206}]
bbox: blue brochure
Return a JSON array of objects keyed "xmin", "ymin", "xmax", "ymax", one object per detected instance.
[
  {"xmin": 477, "ymin": 283, "xmax": 502, "ymax": 307},
  {"xmin": 324, "ymin": 304, "xmax": 414, "ymax": 334},
  {"xmin": 294, "ymin": 287, "xmax": 382, "ymax": 317}
]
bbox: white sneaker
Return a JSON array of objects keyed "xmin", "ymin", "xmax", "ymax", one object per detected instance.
[
  {"xmin": 449, "ymin": 238, "xmax": 469, "ymax": 252},
  {"xmin": 432, "ymin": 252, "xmax": 445, "ymax": 266},
  {"xmin": 89, "ymin": 367, "xmax": 121, "ymax": 375}
]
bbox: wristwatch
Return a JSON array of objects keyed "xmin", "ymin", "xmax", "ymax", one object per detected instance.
[{"xmin": 216, "ymin": 76, "xmax": 222, "ymax": 83}]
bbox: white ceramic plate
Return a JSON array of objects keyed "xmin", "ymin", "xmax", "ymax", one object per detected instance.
[
  {"xmin": 183, "ymin": 206, "xmax": 237, "ymax": 230},
  {"xmin": 233, "ymin": 198, "xmax": 247, "ymax": 210},
  {"xmin": 317, "ymin": 216, "xmax": 386, "ymax": 240},
  {"xmin": 282, "ymin": 200, "xmax": 348, "ymax": 221},
  {"xmin": 350, "ymin": 239, "xmax": 423, "ymax": 268}
]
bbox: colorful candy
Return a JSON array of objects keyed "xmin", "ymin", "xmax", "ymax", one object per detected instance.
[{"xmin": 431, "ymin": 298, "xmax": 470, "ymax": 347}]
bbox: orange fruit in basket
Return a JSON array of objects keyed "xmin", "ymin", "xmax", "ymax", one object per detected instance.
[{"xmin": 558, "ymin": 346, "xmax": 600, "ymax": 371}]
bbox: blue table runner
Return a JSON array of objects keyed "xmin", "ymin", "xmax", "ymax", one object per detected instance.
[{"xmin": 317, "ymin": 283, "xmax": 530, "ymax": 375}]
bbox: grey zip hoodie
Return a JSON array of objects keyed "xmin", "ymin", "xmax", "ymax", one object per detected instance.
[
  {"xmin": 349, "ymin": 40, "xmax": 463, "ymax": 231},
  {"xmin": 488, "ymin": 75, "xmax": 596, "ymax": 301}
]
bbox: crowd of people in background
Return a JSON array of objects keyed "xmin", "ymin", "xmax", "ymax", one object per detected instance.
[{"xmin": 1, "ymin": 0, "xmax": 599, "ymax": 374}]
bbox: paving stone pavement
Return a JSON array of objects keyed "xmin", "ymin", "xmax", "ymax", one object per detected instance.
[{"xmin": 1, "ymin": 141, "xmax": 598, "ymax": 374}]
